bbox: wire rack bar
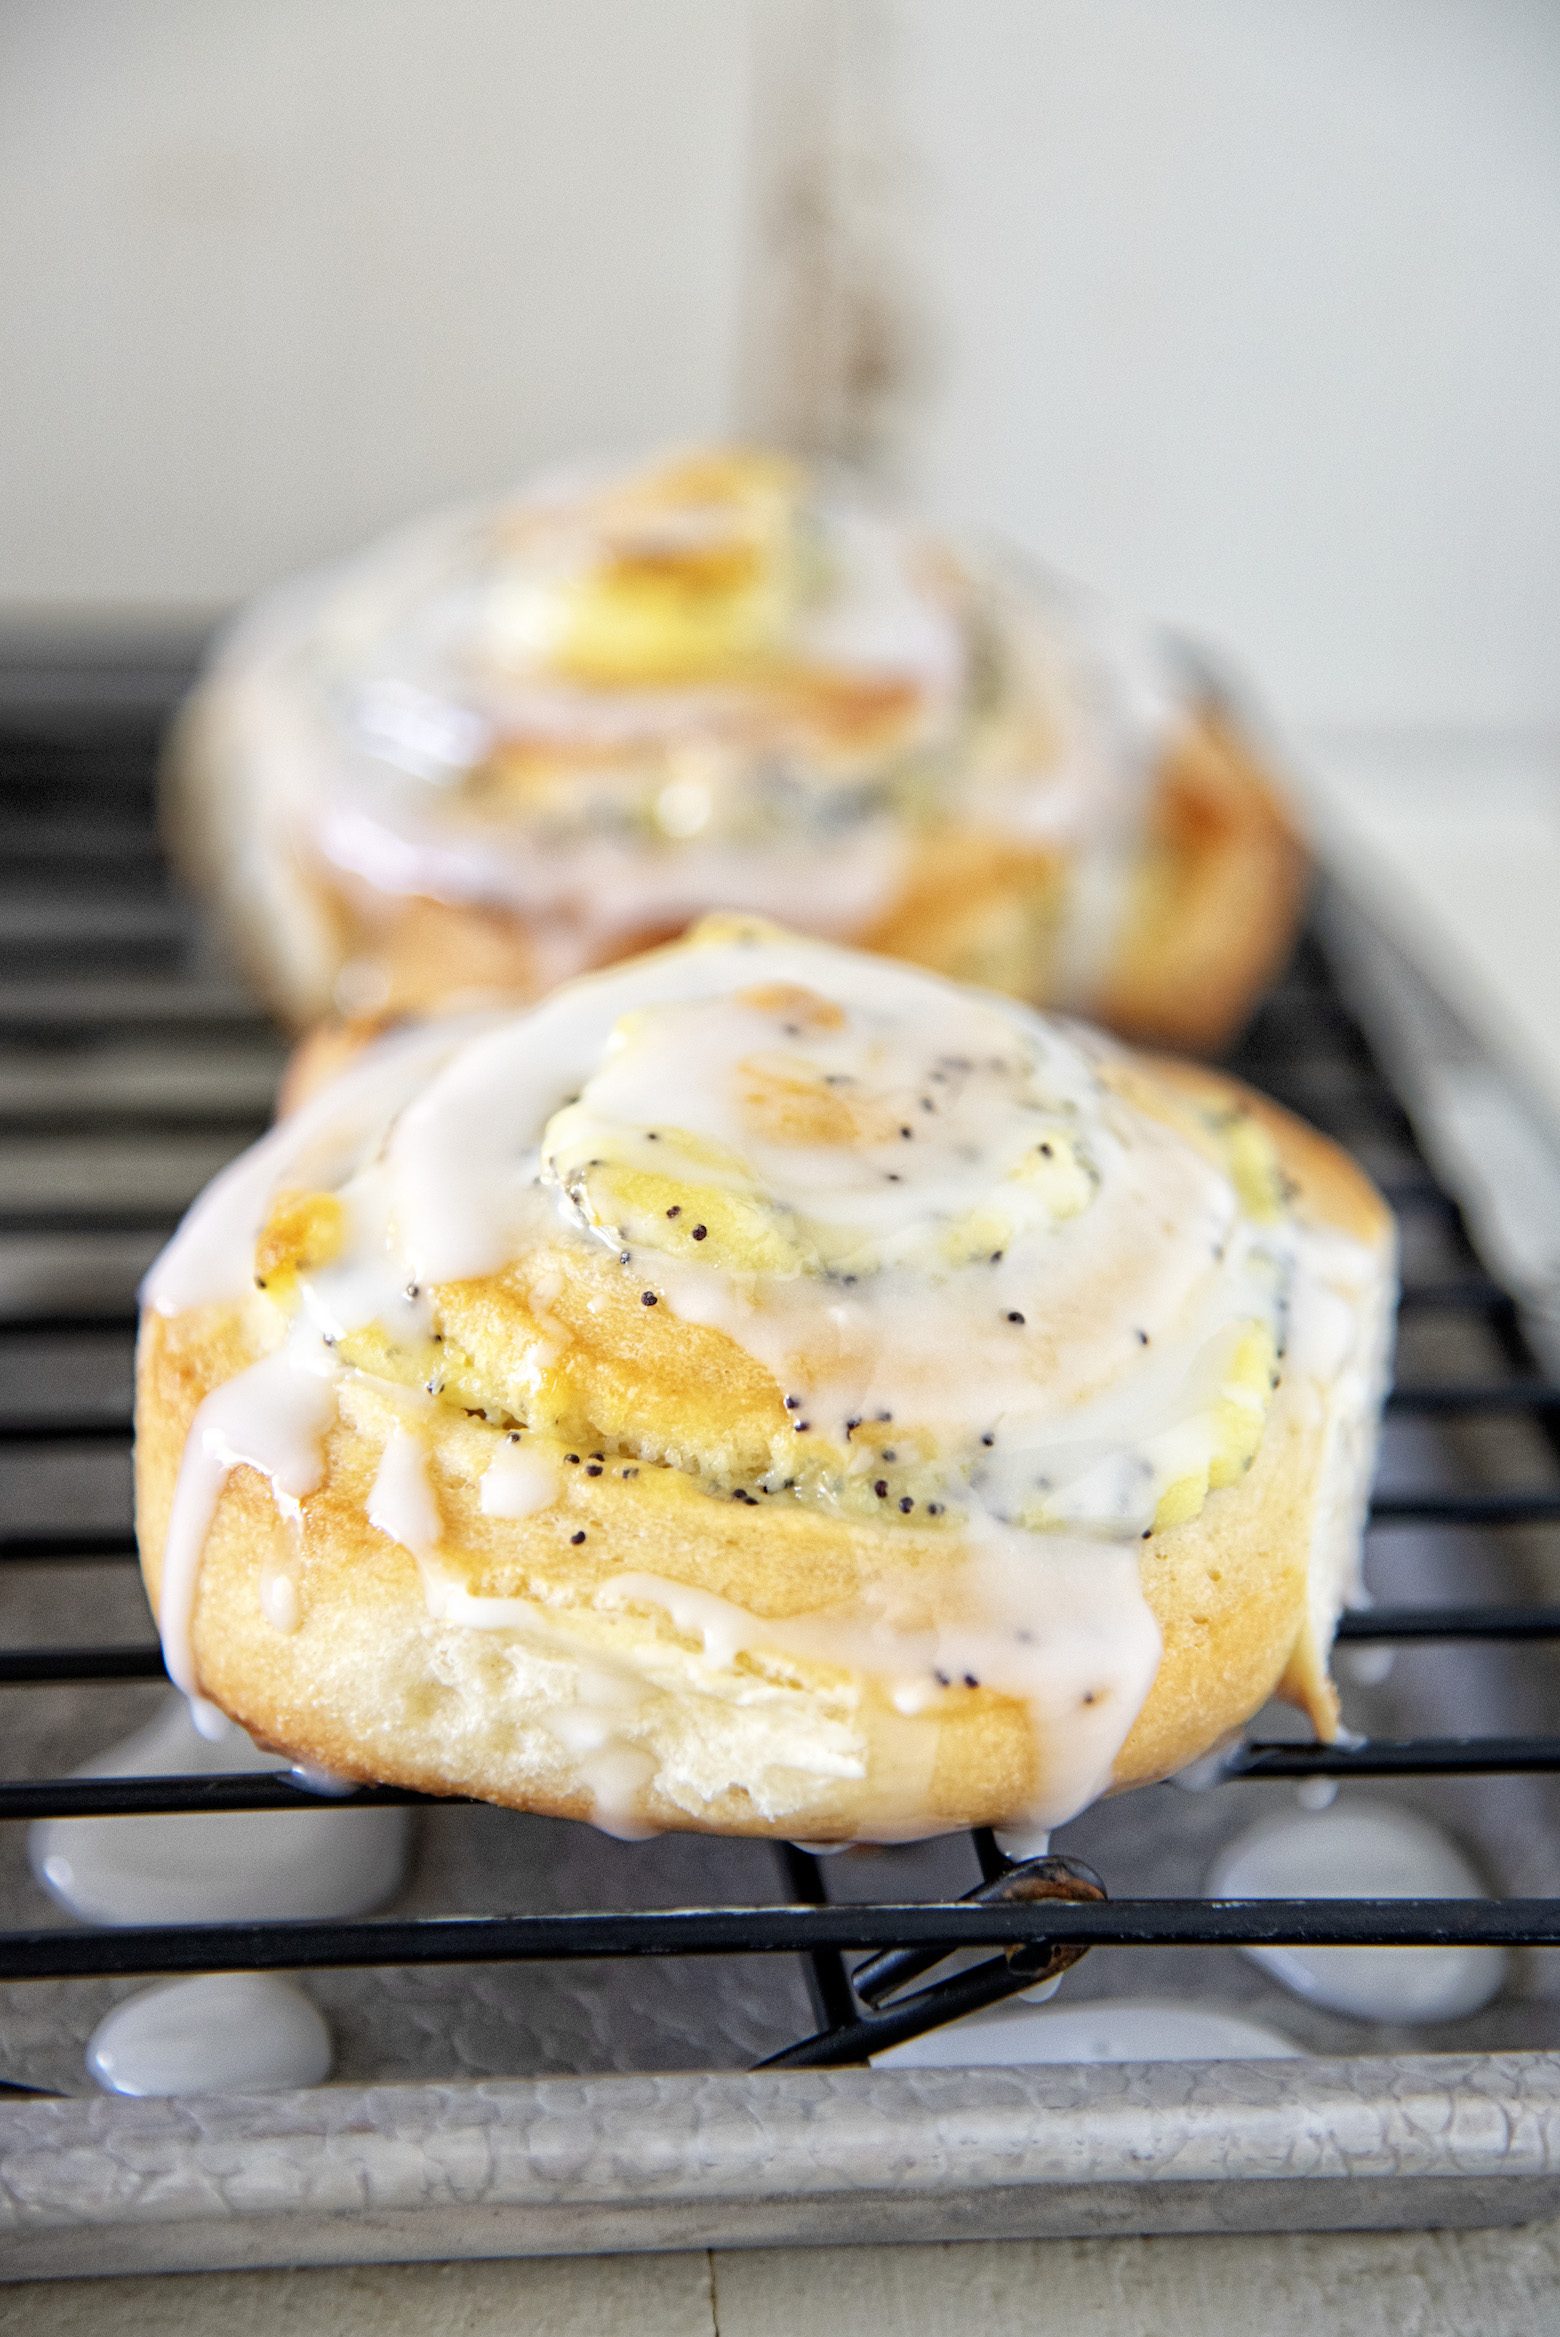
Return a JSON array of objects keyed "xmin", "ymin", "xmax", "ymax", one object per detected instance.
[
  {"xmin": 0, "ymin": 1314, "xmax": 139, "ymax": 1338},
  {"xmin": 1377, "ymin": 1182, "xmax": 1458, "ymax": 1213},
  {"xmin": 2, "ymin": 1897, "xmax": 1557, "ymax": 1988},
  {"xmin": 1397, "ymin": 1278, "xmax": 1515, "ymax": 1313},
  {"xmin": 1386, "ymin": 1383, "xmax": 1560, "ymax": 1413},
  {"xmin": 0, "ymin": 990, "xmax": 268, "ymax": 1035},
  {"xmin": 0, "ymin": 1646, "xmax": 165, "ymax": 1685},
  {"xmin": 778, "ymin": 1843, "xmax": 858, "ymax": 2034},
  {"xmin": 1337, "ymin": 1605, "xmax": 1560, "ymax": 1641},
  {"xmin": 0, "ymin": 1212, "xmax": 190, "ymax": 1238},
  {"xmin": 1368, "ymin": 1492, "xmax": 1560, "ymax": 1526},
  {"xmin": 1227, "ymin": 1737, "xmax": 1560, "ymax": 1779},
  {"xmin": 761, "ymin": 1953, "xmax": 1051, "ymax": 2068},
  {"xmin": 0, "ymin": 1422, "xmax": 132, "ymax": 1445},
  {"xmin": 0, "ymin": 1775, "xmax": 445, "ymax": 1819},
  {"xmin": 0, "ymin": 1530, "xmax": 138, "ymax": 1562},
  {"xmin": 0, "ymin": 1113, "xmax": 269, "ymax": 1143}
]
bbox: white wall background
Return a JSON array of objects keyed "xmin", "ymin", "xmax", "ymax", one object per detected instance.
[
  {"xmin": 0, "ymin": 0, "xmax": 754, "ymax": 617},
  {"xmin": 901, "ymin": 0, "xmax": 1560, "ymax": 731},
  {"xmin": 2, "ymin": 0, "xmax": 1558, "ymax": 733}
]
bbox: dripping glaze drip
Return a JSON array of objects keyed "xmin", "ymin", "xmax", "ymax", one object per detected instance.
[
  {"xmin": 145, "ymin": 925, "xmax": 1382, "ymax": 1836},
  {"xmin": 154, "ymin": 1339, "xmax": 339, "ymax": 1732}
]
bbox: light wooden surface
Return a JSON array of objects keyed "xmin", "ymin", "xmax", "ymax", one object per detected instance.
[
  {"xmin": 8, "ymin": 2224, "xmax": 1560, "ymax": 2335},
  {"xmin": 4, "ymin": 2253, "xmax": 714, "ymax": 2335}
]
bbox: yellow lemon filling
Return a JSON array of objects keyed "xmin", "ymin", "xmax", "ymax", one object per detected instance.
[
  {"xmin": 1149, "ymin": 1319, "xmax": 1281, "ymax": 1533},
  {"xmin": 545, "ymin": 450, "xmax": 805, "ymax": 688},
  {"xmin": 252, "ymin": 1190, "xmax": 345, "ymax": 1297}
]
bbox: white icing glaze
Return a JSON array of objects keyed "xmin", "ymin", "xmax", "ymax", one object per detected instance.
[
  {"xmin": 993, "ymin": 1825, "xmax": 1053, "ymax": 1862},
  {"xmin": 144, "ymin": 927, "xmax": 1391, "ymax": 1839},
  {"xmin": 156, "ymin": 1343, "xmax": 339, "ymax": 1723},
  {"xmin": 87, "ymin": 1973, "xmax": 332, "ymax": 2097},
  {"xmin": 379, "ymin": 932, "xmax": 1293, "ymax": 1538},
  {"xmin": 313, "ymin": 796, "xmax": 915, "ymax": 992},
  {"xmin": 258, "ymin": 1561, "xmax": 300, "ymax": 1633},
  {"xmin": 189, "ymin": 448, "xmax": 1196, "ymax": 1010},
  {"xmin": 143, "ymin": 1011, "xmax": 489, "ymax": 1316},
  {"xmin": 29, "ymin": 1695, "xmax": 408, "ymax": 1926},
  {"xmin": 873, "ymin": 1994, "xmax": 1302, "ymax": 2070},
  {"xmin": 480, "ymin": 1442, "xmax": 560, "ymax": 1519},
  {"xmin": 368, "ymin": 1426, "xmax": 442, "ymax": 1559},
  {"xmin": 1208, "ymin": 1802, "xmax": 1507, "ymax": 2022},
  {"xmin": 602, "ymin": 1538, "xmax": 1160, "ymax": 1831},
  {"xmin": 1284, "ymin": 1220, "xmax": 1400, "ymax": 1654}
]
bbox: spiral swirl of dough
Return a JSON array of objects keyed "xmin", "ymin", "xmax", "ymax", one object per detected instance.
[
  {"xmin": 136, "ymin": 919, "xmax": 1393, "ymax": 1840},
  {"xmin": 165, "ymin": 447, "xmax": 1305, "ymax": 1044}
]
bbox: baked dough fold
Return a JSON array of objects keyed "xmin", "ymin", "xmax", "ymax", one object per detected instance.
[{"xmin": 136, "ymin": 923, "xmax": 1392, "ymax": 1841}]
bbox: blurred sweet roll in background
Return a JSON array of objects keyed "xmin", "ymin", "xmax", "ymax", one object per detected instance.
[{"xmin": 165, "ymin": 446, "xmax": 1306, "ymax": 1054}]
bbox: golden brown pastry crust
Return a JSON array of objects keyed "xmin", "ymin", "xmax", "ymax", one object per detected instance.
[
  {"xmin": 134, "ymin": 1054, "xmax": 1389, "ymax": 1840},
  {"xmin": 1093, "ymin": 710, "xmax": 1310, "ymax": 1050}
]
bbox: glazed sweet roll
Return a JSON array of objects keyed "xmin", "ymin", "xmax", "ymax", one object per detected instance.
[
  {"xmin": 166, "ymin": 448, "xmax": 1306, "ymax": 1047},
  {"xmin": 135, "ymin": 920, "xmax": 1393, "ymax": 1841}
]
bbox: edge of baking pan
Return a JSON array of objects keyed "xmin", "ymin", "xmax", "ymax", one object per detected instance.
[{"xmin": 3, "ymin": 2052, "xmax": 1559, "ymax": 2278}]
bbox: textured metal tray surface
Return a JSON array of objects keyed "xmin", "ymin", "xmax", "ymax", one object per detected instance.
[
  {"xmin": 1, "ymin": 680, "xmax": 1560, "ymax": 2265},
  {"xmin": 8, "ymin": 2054, "xmax": 1560, "ymax": 2278}
]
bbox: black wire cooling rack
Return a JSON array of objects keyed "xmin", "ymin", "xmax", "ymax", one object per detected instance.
[{"xmin": 3, "ymin": 672, "xmax": 1560, "ymax": 2084}]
